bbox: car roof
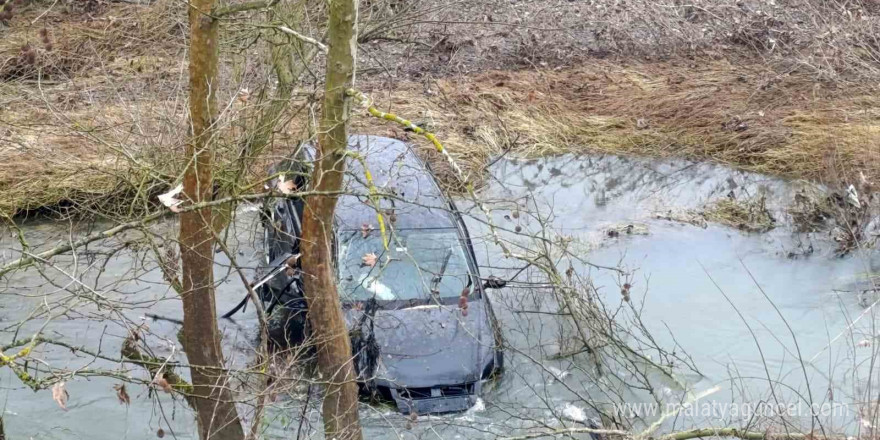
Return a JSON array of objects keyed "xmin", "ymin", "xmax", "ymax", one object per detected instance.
[{"xmin": 335, "ymin": 135, "xmax": 457, "ymax": 231}]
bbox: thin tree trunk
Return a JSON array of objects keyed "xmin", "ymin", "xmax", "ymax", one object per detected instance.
[
  {"xmin": 299, "ymin": 0, "xmax": 362, "ymax": 438},
  {"xmin": 179, "ymin": 1, "xmax": 244, "ymax": 438}
]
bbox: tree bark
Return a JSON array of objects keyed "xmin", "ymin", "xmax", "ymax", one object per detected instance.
[
  {"xmin": 299, "ymin": 0, "xmax": 362, "ymax": 438},
  {"xmin": 179, "ymin": 1, "xmax": 244, "ymax": 439}
]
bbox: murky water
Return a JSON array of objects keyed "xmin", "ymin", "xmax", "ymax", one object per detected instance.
[
  {"xmin": 3, "ymin": 153, "xmax": 879, "ymax": 439},
  {"xmin": 473, "ymin": 155, "xmax": 880, "ymax": 435}
]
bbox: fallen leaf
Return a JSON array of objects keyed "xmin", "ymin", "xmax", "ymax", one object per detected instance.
[
  {"xmin": 51, "ymin": 381, "xmax": 69, "ymax": 411},
  {"xmin": 361, "ymin": 223, "xmax": 373, "ymax": 238},
  {"xmin": 114, "ymin": 383, "xmax": 130, "ymax": 406},
  {"xmin": 362, "ymin": 252, "xmax": 378, "ymax": 267}
]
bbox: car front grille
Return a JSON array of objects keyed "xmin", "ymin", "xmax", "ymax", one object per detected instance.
[{"xmin": 391, "ymin": 383, "xmax": 479, "ymax": 415}]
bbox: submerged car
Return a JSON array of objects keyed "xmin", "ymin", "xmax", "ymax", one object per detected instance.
[{"xmin": 227, "ymin": 135, "xmax": 504, "ymax": 415}]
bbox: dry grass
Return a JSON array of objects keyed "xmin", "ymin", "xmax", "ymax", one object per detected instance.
[
  {"xmin": 788, "ymin": 188, "xmax": 836, "ymax": 233},
  {"xmin": 0, "ymin": 102, "xmax": 180, "ymax": 216},
  {"xmin": 702, "ymin": 196, "xmax": 776, "ymax": 233},
  {"xmin": 356, "ymin": 59, "xmax": 880, "ymax": 190},
  {"xmin": 4, "ymin": 0, "xmax": 880, "ymax": 216},
  {"xmin": 0, "ymin": 0, "xmax": 185, "ymax": 82},
  {"xmin": 0, "ymin": 0, "xmax": 190, "ymax": 216}
]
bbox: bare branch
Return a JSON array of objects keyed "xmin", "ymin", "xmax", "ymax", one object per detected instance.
[
  {"xmin": 276, "ymin": 26, "xmax": 327, "ymax": 52},
  {"xmin": 213, "ymin": 0, "xmax": 278, "ymax": 17},
  {"xmin": 0, "ymin": 189, "xmax": 351, "ymax": 277}
]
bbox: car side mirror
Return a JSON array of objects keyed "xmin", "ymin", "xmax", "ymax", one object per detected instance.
[{"xmin": 482, "ymin": 276, "xmax": 507, "ymax": 290}]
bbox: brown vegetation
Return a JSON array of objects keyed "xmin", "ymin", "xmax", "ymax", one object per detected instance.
[
  {"xmin": 702, "ymin": 195, "xmax": 776, "ymax": 233},
  {"xmin": 356, "ymin": 59, "xmax": 880, "ymax": 192},
  {"xmin": 4, "ymin": 0, "xmax": 880, "ymax": 216}
]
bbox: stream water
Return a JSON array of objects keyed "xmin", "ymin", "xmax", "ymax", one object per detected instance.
[{"xmin": 2, "ymin": 153, "xmax": 879, "ymax": 439}]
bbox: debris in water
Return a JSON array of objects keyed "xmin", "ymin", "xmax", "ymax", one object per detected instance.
[
  {"xmin": 788, "ymin": 189, "xmax": 832, "ymax": 233},
  {"xmin": 469, "ymin": 398, "xmax": 486, "ymax": 413},
  {"xmin": 785, "ymin": 242, "xmax": 814, "ymax": 260},
  {"xmin": 547, "ymin": 366, "xmax": 570, "ymax": 381},
  {"xmin": 605, "ymin": 223, "xmax": 648, "ymax": 238},
  {"xmin": 561, "ymin": 402, "xmax": 586, "ymax": 422},
  {"xmin": 654, "ymin": 209, "xmax": 708, "ymax": 228},
  {"xmin": 702, "ymin": 194, "xmax": 775, "ymax": 233}
]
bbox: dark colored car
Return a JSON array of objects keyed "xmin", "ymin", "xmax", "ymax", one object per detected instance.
[{"xmin": 228, "ymin": 135, "xmax": 504, "ymax": 415}]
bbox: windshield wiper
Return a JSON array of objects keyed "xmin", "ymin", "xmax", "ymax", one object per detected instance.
[{"xmin": 429, "ymin": 247, "xmax": 453, "ymax": 295}]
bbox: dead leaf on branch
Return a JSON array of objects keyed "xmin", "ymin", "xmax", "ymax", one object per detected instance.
[
  {"xmin": 154, "ymin": 377, "xmax": 173, "ymax": 393},
  {"xmin": 113, "ymin": 383, "xmax": 131, "ymax": 405},
  {"xmin": 51, "ymin": 381, "xmax": 69, "ymax": 410},
  {"xmin": 362, "ymin": 252, "xmax": 378, "ymax": 267},
  {"xmin": 361, "ymin": 223, "xmax": 374, "ymax": 238},
  {"xmin": 276, "ymin": 173, "xmax": 296, "ymax": 195},
  {"xmin": 152, "ymin": 371, "xmax": 173, "ymax": 393}
]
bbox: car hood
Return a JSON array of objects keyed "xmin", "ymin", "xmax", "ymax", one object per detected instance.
[{"xmin": 345, "ymin": 300, "xmax": 495, "ymax": 388}]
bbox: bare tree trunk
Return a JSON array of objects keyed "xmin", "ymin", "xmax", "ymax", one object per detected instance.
[
  {"xmin": 299, "ymin": 0, "xmax": 362, "ymax": 439},
  {"xmin": 179, "ymin": 1, "xmax": 245, "ymax": 439}
]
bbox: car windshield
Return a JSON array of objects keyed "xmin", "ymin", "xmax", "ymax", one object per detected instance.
[{"xmin": 336, "ymin": 229, "xmax": 471, "ymax": 303}]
